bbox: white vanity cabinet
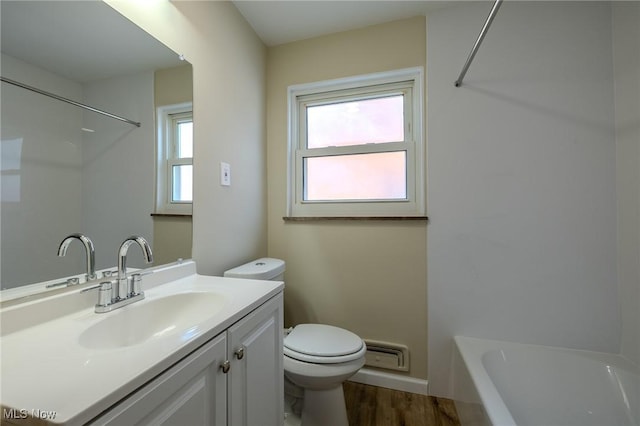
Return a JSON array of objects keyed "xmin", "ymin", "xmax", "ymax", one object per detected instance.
[
  {"xmin": 92, "ymin": 293, "xmax": 283, "ymax": 426},
  {"xmin": 227, "ymin": 293, "xmax": 284, "ymax": 426}
]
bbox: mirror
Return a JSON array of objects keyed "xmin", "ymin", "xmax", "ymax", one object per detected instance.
[{"xmin": 1, "ymin": 1, "xmax": 193, "ymax": 299}]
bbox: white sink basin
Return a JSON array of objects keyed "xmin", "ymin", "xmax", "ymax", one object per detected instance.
[
  {"xmin": 79, "ymin": 292, "xmax": 226, "ymax": 349},
  {"xmin": 1, "ymin": 260, "xmax": 285, "ymax": 426}
]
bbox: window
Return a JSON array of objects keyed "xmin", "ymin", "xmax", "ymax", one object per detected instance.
[
  {"xmin": 287, "ymin": 68, "xmax": 424, "ymax": 217},
  {"xmin": 156, "ymin": 102, "xmax": 193, "ymax": 214}
]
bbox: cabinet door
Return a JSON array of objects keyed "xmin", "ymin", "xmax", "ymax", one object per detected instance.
[
  {"xmin": 92, "ymin": 333, "xmax": 228, "ymax": 426},
  {"xmin": 228, "ymin": 293, "xmax": 283, "ymax": 426}
]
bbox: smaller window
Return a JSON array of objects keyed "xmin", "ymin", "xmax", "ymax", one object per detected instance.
[{"xmin": 156, "ymin": 103, "xmax": 193, "ymax": 214}]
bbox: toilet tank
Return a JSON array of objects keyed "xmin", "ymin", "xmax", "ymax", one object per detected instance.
[{"xmin": 223, "ymin": 258, "xmax": 285, "ymax": 281}]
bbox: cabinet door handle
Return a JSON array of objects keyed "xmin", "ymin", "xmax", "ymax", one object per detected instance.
[
  {"xmin": 235, "ymin": 346, "xmax": 245, "ymax": 360},
  {"xmin": 220, "ymin": 360, "xmax": 231, "ymax": 374}
]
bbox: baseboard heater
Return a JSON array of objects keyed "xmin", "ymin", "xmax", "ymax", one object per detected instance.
[{"xmin": 363, "ymin": 340, "xmax": 409, "ymax": 372}]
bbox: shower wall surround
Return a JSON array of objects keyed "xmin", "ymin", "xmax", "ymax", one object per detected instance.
[
  {"xmin": 1, "ymin": 54, "xmax": 85, "ymax": 287},
  {"xmin": 1, "ymin": 54, "xmax": 154, "ymax": 288},
  {"xmin": 427, "ymin": 1, "xmax": 624, "ymax": 397},
  {"xmin": 612, "ymin": 1, "xmax": 640, "ymax": 367}
]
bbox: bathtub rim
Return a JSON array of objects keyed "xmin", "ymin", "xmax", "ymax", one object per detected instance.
[
  {"xmin": 452, "ymin": 335, "xmax": 640, "ymax": 426},
  {"xmin": 453, "ymin": 336, "xmax": 516, "ymax": 426}
]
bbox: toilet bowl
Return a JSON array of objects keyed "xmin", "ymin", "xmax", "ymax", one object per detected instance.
[
  {"xmin": 284, "ymin": 324, "xmax": 366, "ymax": 426},
  {"xmin": 224, "ymin": 259, "xmax": 366, "ymax": 426}
]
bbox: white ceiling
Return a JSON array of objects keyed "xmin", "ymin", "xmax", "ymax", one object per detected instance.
[
  {"xmin": 1, "ymin": 1, "xmax": 184, "ymax": 83},
  {"xmin": 2, "ymin": 0, "xmax": 452, "ymax": 82},
  {"xmin": 232, "ymin": 1, "xmax": 453, "ymax": 47}
]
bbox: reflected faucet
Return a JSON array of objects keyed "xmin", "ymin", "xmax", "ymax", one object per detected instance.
[
  {"xmin": 57, "ymin": 233, "xmax": 97, "ymax": 282},
  {"xmin": 116, "ymin": 235, "xmax": 153, "ymax": 300}
]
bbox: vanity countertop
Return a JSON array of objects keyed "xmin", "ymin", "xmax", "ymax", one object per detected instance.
[{"xmin": 0, "ymin": 260, "xmax": 283, "ymax": 425}]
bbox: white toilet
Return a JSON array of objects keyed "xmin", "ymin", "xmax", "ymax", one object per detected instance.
[{"xmin": 224, "ymin": 258, "xmax": 366, "ymax": 426}]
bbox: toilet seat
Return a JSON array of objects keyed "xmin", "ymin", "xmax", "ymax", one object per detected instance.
[{"xmin": 284, "ymin": 324, "xmax": 366, "ymax": 364}]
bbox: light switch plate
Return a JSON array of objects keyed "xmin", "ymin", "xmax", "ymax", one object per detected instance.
[{"xmin": 220, "ymin": 162, "xmax": 231, "ymax": 186}]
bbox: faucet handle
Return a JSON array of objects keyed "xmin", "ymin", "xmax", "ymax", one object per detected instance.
[
  {"xmin": 81, "ymin": 282, "xmax": 114, "ymax": 307},
  {"xmin": 131, "ymin": 273, "xmax": 143, "ymax": 296},
  {"xmin": 97, "ymin": 282, "xmax": 113, "ymax": 307}
]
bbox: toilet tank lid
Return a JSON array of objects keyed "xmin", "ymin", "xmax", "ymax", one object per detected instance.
[{"xmin": 223, "ymin": 258, "xmax": 285, "ymax": 280}]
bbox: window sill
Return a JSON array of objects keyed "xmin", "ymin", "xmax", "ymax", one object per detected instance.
[
  {"xmin": 151, "ymin": 213, "xmax": 193, "ymax": 218},
  {"xmin": 283, "ymin": 216, "xmax": 428, "ymax": 222}
]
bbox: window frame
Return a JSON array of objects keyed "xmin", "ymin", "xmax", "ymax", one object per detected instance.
[
  {"xmin": 287, "ymin": 67, "xmax": 425, "ymax": 218},
  {"xmin": 155, "ymin": 102, "xmax": 193, "ymax": 215}
]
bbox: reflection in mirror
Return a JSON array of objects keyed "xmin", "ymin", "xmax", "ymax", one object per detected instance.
[{"xmin": 1, "ymin": 1, "xmax": 193, "ymax": 300}]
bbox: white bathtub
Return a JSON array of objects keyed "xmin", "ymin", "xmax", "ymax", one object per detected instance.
[{"xmin": 451, "ymin": 336, "xmax": 640, "ymax": 426}]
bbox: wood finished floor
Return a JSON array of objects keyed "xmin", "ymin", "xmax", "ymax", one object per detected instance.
[{"xmin": 344, "ymin": 382, "xmax": 461, "ymax": 426}]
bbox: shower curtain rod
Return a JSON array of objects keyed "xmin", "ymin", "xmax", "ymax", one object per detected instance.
[
  {"xmin": 1, "ymin": 76, "xmax": 141, "ymax": 127},
  {"xmin": 454, "ymin": 0, "xmax": 503, "ymax": 87}
]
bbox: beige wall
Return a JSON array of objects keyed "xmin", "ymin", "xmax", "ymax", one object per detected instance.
[
  {"xmin": 106, "ymin": 0, "xmax": 267, "ymax": 275},
  {"xmin": 152, "ymin": 216, "xmax": 193, "ymax": 266},
  {"xmin": 154, "ymin": 64, "xmax": 192, "ymax": 106},
  {"xmin": 152, "ymin": 64, "xmax": 194, "ymax": 266},
  {"xmin": 266, "ymin": 17, "xmax": 428, "ymax": 380}
]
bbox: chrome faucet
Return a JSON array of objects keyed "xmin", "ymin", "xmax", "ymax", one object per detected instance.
[
  {"xmin": 116, "ymin": 235, "xmax": 153, "ymax": 300},
  {"xmin": 57, "ymin": 233, "xmax": 97, "ymax": 282},
  {"xmin": 86, "ymin": 235, "xmax": 153, "ymax": 313}
]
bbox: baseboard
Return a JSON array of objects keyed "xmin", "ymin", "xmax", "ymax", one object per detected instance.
[{"xmin": 348, "ymin": 367, "xmax": 429, "ymax": 396}]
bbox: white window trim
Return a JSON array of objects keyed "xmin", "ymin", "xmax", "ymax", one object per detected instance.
[
  {"xmin": 286, "ymin": 67, "xmax": 425, "ymax": 218},
  {"xmin": 155, "ymin": 102, "xmax": 193, "ymax": 215}
]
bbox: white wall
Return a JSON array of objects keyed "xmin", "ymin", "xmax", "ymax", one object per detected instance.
[
  {"xmin": 1, "ymin": 54, "xmax": 84, "ymax": 287},
  {"xmin": 81, "ymin": 72, "xmax": 155, "ymax": 269},
  {"xmin": 106, "ymin": 0, "xmax": 267, "ymax": 276},
  {"xmin": 613, "ymin": 1, "xmax": 640, "ymax": 366},
  {"xmin": 427, "ymin": 2, "xmax": 619, "ymax": 396}
]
